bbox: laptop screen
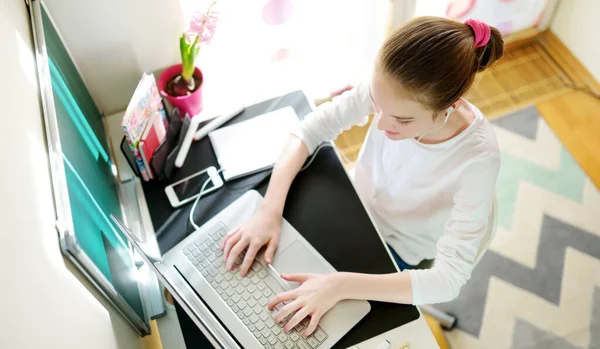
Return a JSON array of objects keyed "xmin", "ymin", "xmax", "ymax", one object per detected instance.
[
  {"xmin": 110, "ymin": 215, "xmax": 236, "ymax": 348},
  {"xmin": 110, "ymin": 215, "xmax": 164, "ymax": 276}
]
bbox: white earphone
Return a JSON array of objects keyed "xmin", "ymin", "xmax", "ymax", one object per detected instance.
[
  {"xmin": 441, "ymin": 105, "xmax": 454, "ymax": 126},
  {"xmin": 416, "ymin": 105, "xmax": 455, "ymax": 142}
]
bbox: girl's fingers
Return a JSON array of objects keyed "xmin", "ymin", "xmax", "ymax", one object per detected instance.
[
  {"xmin": 240, "ymin": 242, "xmax": 261, "ymax": 276},
  {"xmin": 222, "ymin": 231, "xmax": 241, "ymax": 261},
  {"xmin": 283, "ymin": 307, "xmax": 310, "ymax": 333},
  {"xmin": 220, "ymin": 228, "xmax": 239, "ymax": 249},
  {"xmin": 274, "ymin": 300, "xmax": 302, "ymax": 324},
  {"xmin": 226, "ymin": 238, "xmax": 249, "ymax": 270},
  {"xmin": 267, "ymin": 291, "xmax": 296, "ymax": 311},
  {"xmin": 264, "ymin": 234, "xmax": 279, "ymax": 264},
  {"xmin": 280, "ymin": 273, "xmax": 312, "ymax": 283},
  {"xmin": 303, "ymin": 312, "xmax": 322, "ymax": 337}
]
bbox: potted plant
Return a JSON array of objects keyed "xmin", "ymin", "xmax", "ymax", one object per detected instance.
[{"xmin": 158, "ymin": 2, "xmax": 219, "ymax": 118}]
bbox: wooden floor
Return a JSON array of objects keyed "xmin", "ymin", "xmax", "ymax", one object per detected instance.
[
  {"xmin": 333, "ymin": 33, "xmax": 600, "ymax": 189},
  {"xmin": 464, "ymin": 42, "xmax": 571, "ymax": 119},
  {"xmin": 141, "ymin": 320, "xmax": 163, "ymax": 349},
  {"xmin": 538, "ymin": 90, "xmax": 600, "ymax": 187}
]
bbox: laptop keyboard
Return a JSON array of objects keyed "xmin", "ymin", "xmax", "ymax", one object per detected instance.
[{"xmin": 183, "ymin": 223, "xmax": 329, "ymax": 349}]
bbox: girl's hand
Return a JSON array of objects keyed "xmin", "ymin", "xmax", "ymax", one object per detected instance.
[
  {"xmin": 267, "ymin": 273, "xmax": 343, "ymax": 336},
  {"xmin": 220, "ymin": 207, "xmax": 281, "ymax": 276}
]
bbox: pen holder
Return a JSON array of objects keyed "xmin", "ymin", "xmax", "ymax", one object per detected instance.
[{"xmin": 120, "ymin": 108, "xmax": 187, "ymax": 182}]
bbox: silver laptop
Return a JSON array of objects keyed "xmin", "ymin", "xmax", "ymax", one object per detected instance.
[{"xmin": 112, "ymin": 190, "xmax": 370, "ymax": 348}]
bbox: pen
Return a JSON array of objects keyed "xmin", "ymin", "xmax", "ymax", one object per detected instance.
[
  {"xmin": 376, "ymin": 339, "xmax": 390, "ymax": 349},
  {"xmin": 174, "ymin": 113, "xmax": 204, "ymax": 168},
  {"xmin": 175, "ymin": 105, "xmax": 245, "ymax": 168},
  {"xmin": 193, "ymin": 105, "xmax": 245, "ymax": 141}
]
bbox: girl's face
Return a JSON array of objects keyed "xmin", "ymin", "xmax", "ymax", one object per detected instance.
[{"xmin": 370, "ymin": 71, "xmax": 444, "ymax": 141}]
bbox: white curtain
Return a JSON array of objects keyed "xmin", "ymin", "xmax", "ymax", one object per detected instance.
[
  {"xmin": 176, "ymin": 0, "xmax": 558, "ymax": 110},
  {"xmin": 414, "ymin": 0, "xmax": 552, "ymax": 35},
  {"xmin": 389, "ymin": 0, "xmax": 417, "ymax": 30},
  {"xmin": 179, "ymin": 0, "xmax": 390, "ymax": 107}
]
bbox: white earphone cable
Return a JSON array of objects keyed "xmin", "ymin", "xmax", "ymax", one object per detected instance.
[
  {"xmin": 189, "ymin": 143, "xmax": 339, "ymax": 231},
  {"xmin": 189, "ymin": 168, "xmax": 224, "ymax": 231},
  {"xmin": 416, "ymin": 106, "xmax": 454, "ymax": 143}
]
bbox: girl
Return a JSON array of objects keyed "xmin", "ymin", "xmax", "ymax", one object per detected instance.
[{"xmin": 221, "ymin": 16, "xmax": 504, "ymax": 336}]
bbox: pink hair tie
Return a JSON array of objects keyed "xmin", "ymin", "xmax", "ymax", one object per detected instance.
[{"xmin": 464, "ymin": 18, "xmax": 491, "ymax": 48}]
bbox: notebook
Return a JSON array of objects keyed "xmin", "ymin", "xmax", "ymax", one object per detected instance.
[{"xmin": 209, "ymin": 107, "xmax": 299, "ymax": 181}]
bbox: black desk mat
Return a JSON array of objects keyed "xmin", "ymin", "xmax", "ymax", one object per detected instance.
[{"xmin": 142, "ymin": 91, "xmax": 420, "ymax": 348}]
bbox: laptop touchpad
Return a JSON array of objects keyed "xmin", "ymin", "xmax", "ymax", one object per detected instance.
[{"xmin": 273, "ymin": 241, "xmax": 329, "ymax": 276}]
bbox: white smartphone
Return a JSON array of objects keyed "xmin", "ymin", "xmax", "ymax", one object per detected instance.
[{"xmin": 164, "ymin": 166, "xmax": 224, "ymax": 208}]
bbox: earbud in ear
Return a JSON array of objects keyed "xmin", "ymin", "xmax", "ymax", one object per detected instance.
[{"xmin": 441, "ymin": 106, "xmax": 454, "ymax": 126}]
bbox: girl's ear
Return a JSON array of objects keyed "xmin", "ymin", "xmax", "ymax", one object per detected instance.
[{"xmin": 452, "ymin": 99, "xmax": 464, "ymax": 110}]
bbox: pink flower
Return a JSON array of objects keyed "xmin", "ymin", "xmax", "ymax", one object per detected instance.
[{"xmin": 186, "ymin": 7, "xmax": 220, "ymax": 45}]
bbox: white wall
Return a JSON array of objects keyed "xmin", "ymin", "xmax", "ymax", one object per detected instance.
[
  {"xmin": 0, "ymin": 1, "xmax": 144, "ymax": 348},
  {"xmin": 43, "ymin": 0, "xmax": 186, "ymax": 115},
  {"xmin": 551, "ymin": 0, "xmax": 600, "ymax": 83}
]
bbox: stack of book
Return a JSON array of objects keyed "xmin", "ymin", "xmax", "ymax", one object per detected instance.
[{"xmin": 121, "ymin": 73, "xmax": 167, "ymax": 181}]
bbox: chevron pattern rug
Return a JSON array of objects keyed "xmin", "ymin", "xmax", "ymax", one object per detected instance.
[{"xmin": 434, "ymin": 106, "xmax": 600, "ymax": 349}]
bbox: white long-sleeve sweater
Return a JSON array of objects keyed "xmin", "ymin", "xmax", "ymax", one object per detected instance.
[{"xmin": 291, "ymin": 82, "xmax": 500, "ymax": 305}]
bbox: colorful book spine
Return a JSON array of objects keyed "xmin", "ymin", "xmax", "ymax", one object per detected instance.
[
  {"xmin": 122, "ymin": 118, "xmax": 150, "ymax": 181},
  {"xmin": 137, "ymin": 115, "xmax": 152, "ymax": 180},
  {"xmin": 122, "ymin": 73, "xmax": 168, "ymax": 181},
  {"xmin": 122, "ymin": 74, "xmax": 152, "ymax": 181},
  {"xmin": 148, "ymin": 73, "xmax": 168, "ymax": 128}
]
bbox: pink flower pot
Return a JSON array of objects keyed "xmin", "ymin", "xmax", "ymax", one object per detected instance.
[{"xmin": 158, "ymin": 64, "xmax": 203, "ymax": 118}]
